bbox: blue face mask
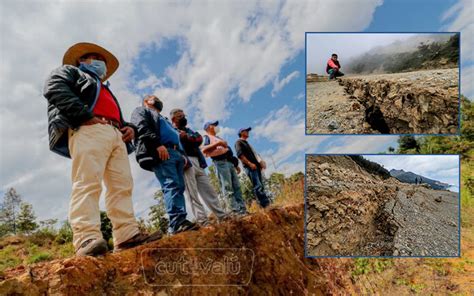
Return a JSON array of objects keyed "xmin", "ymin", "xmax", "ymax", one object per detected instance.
[{"xmin": 79, "ymin": 59, "xmax": 107, "ymax": 80}]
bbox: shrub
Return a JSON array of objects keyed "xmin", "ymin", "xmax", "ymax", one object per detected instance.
[
  {"xmin": 0, "ymin": 245, "xmax": 21, "ymax": 272},
  {"xmin": 27, "ymin": 252, "xmax": 52, "ymax": 264}
]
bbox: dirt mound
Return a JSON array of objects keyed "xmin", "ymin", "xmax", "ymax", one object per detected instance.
[
  {"xmin": 306, "ymin": 155, "xmax": 459, "ymax": 257},
  {"xmin": 306, "ymin": 69, "xmax": 459, "ymax": 134},
  {"xmin": 0, "ymin": 204, "xmax": 357, "ymax": 295}
]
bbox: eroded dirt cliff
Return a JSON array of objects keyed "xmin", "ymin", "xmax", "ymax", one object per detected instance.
[
  {"xmin": 306, "ymin": 68, "xmax": 459, "ymax": 134},
  {"xmin": 306, "ymin": 155, "xmax": 459, "ymax": 257},
  {"xmin": 0, "ymin": 205, "xmax": 356, "ymax": 296}
]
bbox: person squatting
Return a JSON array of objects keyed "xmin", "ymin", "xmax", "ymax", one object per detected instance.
[{"xmin": 43, "ymin": 42, "xmax": 272, "ymax": 257}]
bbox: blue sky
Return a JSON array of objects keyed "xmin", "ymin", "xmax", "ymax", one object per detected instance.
[{"xmin": 0, "ymin": 0, "xmax": 471, "ymax": 222}]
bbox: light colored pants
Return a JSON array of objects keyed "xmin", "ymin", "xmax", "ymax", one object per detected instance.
[
  {"xmin": 68, "ymin": 124, "xmax": 139, "ymax": 250},
  {"xmin": 184, "ymin": 157, "xmax": 227, "ymax": 222}
]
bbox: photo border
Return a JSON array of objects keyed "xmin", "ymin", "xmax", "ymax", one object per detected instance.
[
  {"xmin": 304, "ymin": 32, "xmax": 462, "ymax": 136},
  {"xmin": 303, "ymin": 153, "xmax": 462, "ymax": 259}
]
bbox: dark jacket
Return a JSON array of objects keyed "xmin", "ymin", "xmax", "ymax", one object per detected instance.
[
  {"xmin": 43, "ymin": 65, "xmax": 135, "ymax": 158},
  {"xmin": 130, "ymin": 106, "xmax": 162, "ymax": 171},
  {"xmin": 179, "ymin": 127, "xmax": 208, "ymax": 169}
]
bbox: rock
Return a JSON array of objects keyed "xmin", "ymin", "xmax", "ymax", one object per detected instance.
[
  {"xmin": 435, "ymin": 196, "xmax": 442, "ymax": 202},
  {"xmin": 351, "ymin": 102, "xmax": 361, "ymax": 111},
  {"xmin": 319, "ymin": 163, "xmax": 330, "ymax": 170},
  {"xmin": 316, "ymin": 204, "xmax": 330, "ymax": 212},
  {"xmin": 328, "ymin": 121, "xmax": 339, "ymax": 130}
]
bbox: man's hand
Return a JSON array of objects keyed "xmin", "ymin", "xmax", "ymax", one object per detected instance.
[
  {"xmin": 235, "ymin": 166, "xmax": 241, "ymax": 174},
  {"xmin": 157, "ymin": 145, "xmax": 170, "ymax": 161},
  {"xmin": 248, "ymin": 163, "xmax": 257, "ymax": 170},
  {"xmin": 179, "ymin": 130, "xmax": 187, "ymax": 139},
  {"xmin": 82, "ymin": 116, "xmax": 107, "ymax": 126},
  {"xmin": 120, "ymin": 126, "xmax": 135, "ymax": 143},
  {"xmin": 259, "ymin": 160, "xmax": 266, "ymax": 170},
  {"xmin": 218, "ymin": 140, "xmax": 228, "ymax": 147}
]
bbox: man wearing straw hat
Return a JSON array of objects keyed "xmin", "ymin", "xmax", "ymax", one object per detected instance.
[{"xmin": 43, "ymin": 42, "xmax": 161, "ymax": 256}]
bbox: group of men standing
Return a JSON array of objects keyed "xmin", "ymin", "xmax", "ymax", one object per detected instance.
[{"xmin": 43, "ymin": 42, "xmax": 271, "ymax": 257}]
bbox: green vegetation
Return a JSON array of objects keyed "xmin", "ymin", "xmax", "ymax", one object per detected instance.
[
  {"xmin": 148, "ymin": 191, "xmax": 169, "ymax": 234},
  {"xmin": 351, "ymin": 258, "xmax": 393, "ymax": 276},
  {"xmin": 350, "ymin": 155, "xmax": 391, "ymax": 179}
]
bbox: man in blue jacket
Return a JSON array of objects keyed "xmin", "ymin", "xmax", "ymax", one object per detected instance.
[
  {"xmin": 131, "ymin": 96, "xmax": 198, "ymax": 235},
  {"xmin": 43, "ymin": 42, "xmax": 161, "ymax": 257}
]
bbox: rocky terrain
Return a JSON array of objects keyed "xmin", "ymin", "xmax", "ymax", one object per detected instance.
[
  {"xmin": 306, "ymin": 155, "xmax": 459, "ymax": 257},
  {"xmin": 306, "ymin": 68, "xmax": 459, "ymax": 134}
]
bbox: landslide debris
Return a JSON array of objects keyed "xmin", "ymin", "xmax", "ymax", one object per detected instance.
[
  {"xmin": 306, "ymin": 155, "xmax": 459, "ymax": 257},
  {"xmin": 306, "ymin": 68, "xmax": 459, "ymax": 134}
]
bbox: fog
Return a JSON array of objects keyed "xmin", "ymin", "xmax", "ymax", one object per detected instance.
[{"xmin": 306, "ymin": 33, "xmax": 454, "ymax": 74}]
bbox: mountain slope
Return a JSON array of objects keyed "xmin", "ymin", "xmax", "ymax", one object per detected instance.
[{"xmin": 390, "ymin": 169, "xmax": 450, "ymax": 190}]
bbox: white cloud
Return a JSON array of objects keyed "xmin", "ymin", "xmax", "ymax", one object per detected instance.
[
  {"xmin": 461, "ymin": 64, "xmax": 474, "ymax": 98},
  {"xmin": 0, "ymin": 0, "xmax": 383, "ymax": 222},
  {"xmin": 271, "ymin": 71, "xmax": 299, "ymax": 96},
  {"xmin": 441, "ymin": 0, "xmax": 473, "ymax": 98},
  {"xmin": 294, "ymin": 92, "xmax": 305, "ymax": 100},
  {"xmin": 441, "ymin": 0, "xmax": 473, "ymax": 63}
]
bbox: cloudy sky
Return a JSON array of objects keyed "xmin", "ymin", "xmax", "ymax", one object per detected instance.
[
  {"xmin": 0, "ymin": 0, "xmax": 471, "ymax": 223},
  {"xmin": 364, "ymin": 155, "xmax": 460, "ymax": 187}
]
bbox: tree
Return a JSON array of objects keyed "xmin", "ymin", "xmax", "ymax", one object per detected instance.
[
  {"xmin": 55, "ymin": 221, "xmax": 73, "ymax": 244},
  {"xmin": 17, "ymin": 202, "xmax": 38, "ymax": 234},
  {"xmin": 265, "ymin": 172, "xmax": 286, "ymax": 202},
  {"xmin": 148, "ymin": 191, "xmax": 169, "ymax": 234},
  {"xmin": 207, "ymin": 165, "xmax": 228, "ymax": 210},
  {"xmin": 100, "ymin": 211, "xmax": 113, "ymax": 244},
  {"xmin": 238, "ymin": 171, "xmax": 254, "ymax": 207},
  {"xmin": 0, "ymin": 188, "xmax": 22, "ymax": 235},
  {"xmin": 397, "ymin": 135, "xmax": 419, "ymax": 153}
]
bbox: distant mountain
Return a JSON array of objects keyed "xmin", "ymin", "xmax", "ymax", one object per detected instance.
[{"xmin": 390, "ymin": 169, "xmax": 450, "ymax": 190}]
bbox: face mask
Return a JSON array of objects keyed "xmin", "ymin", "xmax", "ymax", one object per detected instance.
[
  {"xmin": 80, "ymin": 59, "xmax": 107, "ymax": 80},
  {"xmin": 178, "ymin": 117, "xmax": 187, "ymax": 127},
  {"xmin": 214, "ymin": 126, "xmax": 220, "ymax": 134},
  {"xmin": 153, "ymin": 100, "xmax": 163, "ymax": 111}
]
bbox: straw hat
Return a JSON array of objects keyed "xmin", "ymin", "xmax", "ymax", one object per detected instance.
[{"xmin": 62, "ymin": 42, "xmax": 119, "ymax": 81}]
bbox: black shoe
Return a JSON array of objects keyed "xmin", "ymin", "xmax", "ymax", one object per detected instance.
[
  {"xmin": 76, "ymin": 238, "xmax": 108, "ymax": 257},
  {"xmin": 169, "ymin": 220, "xmax": 200, "ymax": 235},
  {"xmin": 114, "ymin": 230, "xmax": 163, "ymax": 252}
]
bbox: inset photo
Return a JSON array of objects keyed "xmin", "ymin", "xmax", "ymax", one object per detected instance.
[
  {"xmin": 305, "ymin": 33, "xmax": 460, "ymax": 135},
  {"xmin": 305, "ymin": 154, "xmax": 460, "ymax": 258}
]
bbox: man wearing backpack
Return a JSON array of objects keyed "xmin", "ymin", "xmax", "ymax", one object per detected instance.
[
  {"xmin": 170, "ymin": 109, "xmax": 228, "ymax": 225},
  {"xmin": 201, "ymin": 121, "xmax": 247, "ymax": 215},
  {"xmin": 43, "ymin": 42, "xmax": 161, "ymax": 256},
  {"xmin": 130, "ymin": 95, "xmax": 198, "ymax": 235}
]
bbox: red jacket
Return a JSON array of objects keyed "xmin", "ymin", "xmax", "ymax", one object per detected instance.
[{"xmin": 326, "ymin": 58, "xmax": 341, "ymax": 73}]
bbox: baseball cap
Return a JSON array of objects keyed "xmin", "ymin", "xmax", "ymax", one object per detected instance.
[
  {"xmin": 203, "ymin": 120, "xmax": 219, "ymax": 131},
  {"xmin": 238, "ymin": 127, "xmax": 252, "ymax": 136}
]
